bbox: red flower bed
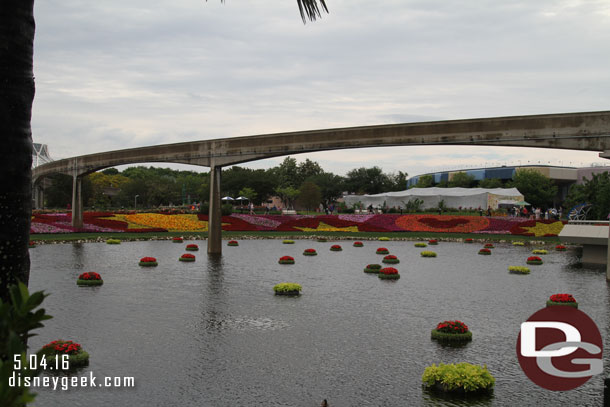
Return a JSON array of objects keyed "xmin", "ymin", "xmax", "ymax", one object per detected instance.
[
  {"xmin": 140, "ymin": 257, "xmax": 157, "ymax": 263},
  {"xmin": 549, "ymin": 293, "xmax": 576, "ymax": 303},
  {"xmin": 435, "ymin": 320, "xmax": 469, "ymax": 334},
  {"xmin": 42, "ymin": 340, "xmax": 82, "ymax": 355},
  {"xmin": 464, "ymin": 238, "xmax": 473, "ymax": 243},
  {"xmin": 379, "ymin": 267, "xmax": 398, "ymax": 275},
  {"xmin": 353, "ymin": 241, "xmax": 363, "ymax": 246},
  {"xmin": 555, "ymin": 244, "xmax": 567, "ymax": 251},
  {"xmin": 304, "ymin": 249, "xmax": 316, "ymax": 253},
  {"xmin": 384, "ymin": 255, "xmax": 397, "ymax": 260},
  {"xmin": 478, "ymin": 248, "xmax": 491, "ymax": 254},
  {"xmin": 428, "ymin": 239, "xmax": 438, "ymax": 244},
  {"xmin": 186, "ymin": 244, "xmax": 199, "ymax": 249},
  {"xmin": 330, "ymin": 244, "xmax": 342, "ymax": 251},
  {"xmin": 180, "ymin": 253, "xmax": 195, "ymax": 259},
  {"xmin": 376, "ymin": 247, "xmax": 389, "ymax": 254},
  {"xmin": 395, "ymin": 215, "xmax": 489, "ymax": 233},
  {"xmin": 172, "ymin": 237, "xmax": 183, "ymax": 242},
  {"xmin": 279, "ymin": 256, "xmax": 294, "ymax": 261},
  {"xmin": 78, "ymin": 272, "xmax": 101, "ymax": 280},
  {"xmin": 527, "ymin": 256, "xmax": 542, "ymax": 262}
]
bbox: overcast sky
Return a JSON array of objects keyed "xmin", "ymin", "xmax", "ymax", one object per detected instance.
[{"xmin": 32, "ymin": 0, "xmax": 610, "ymax": 177}]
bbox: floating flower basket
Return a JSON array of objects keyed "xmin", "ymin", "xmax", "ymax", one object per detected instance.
[
  {"xmin": 76, "ymin": 272, "xmax": 103, "ymax": 286},
  {"xmin": 546, "ymin": 293, "xmax": 578, "ymax": 309},
  {"xmin": 278, "ymin": 256, "xmax": 295, "ymax": 265},
  {"xmin": 422, "ymin": 363, "xmax": 495, "ymax": 395},
  {"xmin": 526, "ymin": 256, "xmax": 543, "ymax": 265},
  {"xmin": 512, "ymin": 241, "xmax": 525, "ymax": 246},
  {"xmin": 186, "ymin": 244, "xmax": 199, "ymax": 251},
  {"xmin": 179, "ymin": 253, "xmax": 196, "ymax": 262},
  {"xmin": 283, "ymin": 240, "xmax": 295, "ymax": 244},
  {"xmin": 508, "ymin": 266, "xmax": 530, "ymax": 274},
  {"xmin": 378, "ymin": 267, "xmax": 400, "ymax": 280},
  {"xmin": 28, "ymin": 241, "xmax": 36, "ymax": 248},
  {"xmin": 478, "ymin": 248, "xmax": 491, "ymax": 255},
  {"xmin": 330, "ymin": 244, "xmax": 342, "ymax": 251},
  {"xmin": 227, "ymin": 240, "xmax": 239, "ymax": 247},
  {"xmin": 364, "ymin": 264, "xmax": 382, "ymax": 273},
  {"xmin": 421, "ymin": 251, "xmax": 437, "ymax": 258},
  {"xmin": 555, "ymin": 245, "xmax": 567, "ymax": 251},
  {"xmin": 41, "ymin": 340, "xmax": 90, "ymax": 369},
  {"xmin": 532, "ymin": 249, "xmax": 548, "ymax": 255},
  {"xmin": 303, "ymin": 248, "xmax": 317, "ymax": 256},
  {"xmin": 139, "ymin": 257, "xmax": 158, "ymax": 267},
  {"xmin": 376, "ymin": 247, "xmax": 389, "ymax": 255},
  {"xmin": 484, "ymin": 243, "xmax": 494, "ymax": 249},
  {"xmin": 382, "ymin": 255, "xmax": 399, "ymax": 264},
  {"xmin": 428, "ymin": 239, "xmax": 438, "ymax": 245},
  {"xmin": 464, "ymin": 238, "xmax": 473, "ymax": 244},
  {"xmin": 353, "ymin": 241, "xmax": 364, "ymax": 247},
  {"xmin": 431, "ymin": 320, "xmax": 472, "ymax": 342},
  {"xmin": 316, "ymin": 238, "xmax": 327, "ymax": 242},
  {"xmin": 172, "ymin": 237, "xmax": 183, "ymax": 243},
  {"xmin": 106, "ymin": 238, "xmax": 121, "ymax": 245},
  {"xmin": 378, "ymin": 237, "xmax": 390, "ymax": 241},
  {"xmin": 273, "ymin": 282, "xmax": 302, "ymax": 296},
  {"xmin": 414, "ymin": 242, "xmax": 427, "ymax": 248}
]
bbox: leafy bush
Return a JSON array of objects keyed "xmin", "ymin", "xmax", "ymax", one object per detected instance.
[
  {"xmin": 508, "ymin": 266, "xmax": 530, "ymax": 274},
  {"xmin": 273, "ymin": 283, "xmax": 302, "ymax": 295},
  {"xmin": 414, "ymin": 242, "xmax": 427, "ymax": 247},
  {"xmin": 532, "ymin": 249, "xmax": 548, "ymax": 255},
  {"xmin": 420, "ymin": 251, "xmax": 437, "ymax": 257},
  {"xmin": 422, "ymin": 363, "xmax": 495, "ymax": 393},
  {"xmin": 0, "ymin": 283, "xmax": 53, "ymax": 407},
  {"xmin": 221, "ymin": 204, "xmax": 233, "ymax": 216}
]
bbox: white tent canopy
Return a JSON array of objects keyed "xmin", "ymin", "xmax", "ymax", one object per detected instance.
[{"xmin": 343, "ymin": 187, "xmax": 524, "ymax": 210}]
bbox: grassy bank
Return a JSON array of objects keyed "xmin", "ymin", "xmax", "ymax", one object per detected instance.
[{"xmin": 30, "ymin": 231, "xmax": 561, "ymax": 243}]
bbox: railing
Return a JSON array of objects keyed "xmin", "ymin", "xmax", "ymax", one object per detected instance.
[{"xmin": 567, "ymin": 220, "xmax": 609, "ymax": 226}]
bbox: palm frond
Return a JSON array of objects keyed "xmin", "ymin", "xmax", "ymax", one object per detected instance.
[{"xmin": 297, "ymin": 0, "xmax": 329, "ymax": 23}]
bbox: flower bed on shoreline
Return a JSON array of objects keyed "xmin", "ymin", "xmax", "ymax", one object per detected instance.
[{"xmin": 31, "ymin": 212, "xmax": 566, "ymax": 236}]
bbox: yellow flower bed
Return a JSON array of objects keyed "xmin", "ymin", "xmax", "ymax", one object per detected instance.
[
  {"xmin": 295, "ymin": 221, "xmax": 359, "ymax": 233},
  {"xmin": 522, "ymin": 221, "xmax": 564, "ymax": 237},
  {"xmin": 104, "ymin": 214, "xmax": 209, "ymax": 232}
]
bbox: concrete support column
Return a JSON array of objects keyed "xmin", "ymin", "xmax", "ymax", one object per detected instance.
[
  {"xmin": 607, "ymin": 221, "xmax": 610, "ymax": 281},
  {"xmin": 71, "ymin": 175, "xmax": 83, "ymax": 228},
  {"xmin": 207, "ymin": 166, "xmax": 222, "ymax": 254},
  {"xmin": 33, "ymin": 184, "xmax": 43, "ymax": 209}
]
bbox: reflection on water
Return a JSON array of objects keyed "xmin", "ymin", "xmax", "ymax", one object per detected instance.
[{"xmin": 27, "ymin": 240, "xmax": 609, "ymax": 406}]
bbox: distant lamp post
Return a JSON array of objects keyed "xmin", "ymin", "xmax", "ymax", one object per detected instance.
[{"xmin": 135, "ymin": 195, "xmax": 140, "ymax": 210}]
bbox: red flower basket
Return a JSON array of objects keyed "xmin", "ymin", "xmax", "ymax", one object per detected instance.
[
  {"xmin": 353, "ymin": 241, "xmax": 364, "ymax": 247},
  {"xmin": 527, "ymin": 256, "xmax": 543, "ymax": 265},
  {"xmin": 227, "ymin": 240, "xmax": 239, "ymax": 246},
  {"xmin": 77, "ymin": 272, "xmax": 103, "ymax": 286},
  {"xmin": 179, "ymin": 253, "xmax": 196, "ymax": 262},
  {"xmin": 139, "ymin": 256, "xmax": 158, "ymax": 267},
  {"xmin": 555, "ymin": 244, "xmax": 567, "ymax": 251},
  {"xmin": 378, "ymin": 267, "xmax": 400, "ymax": 280},
  {"xmin": 478, "ymin": 248, "xmax": 491, "ymax": 255},
  {"xmin": 484, "ymin": 243, "xmax": 494, "ymax": 248},
  {"xmin": 431, "ymin": 320, "xmax": 472, "ymax": 342},
  {"xmin": 428, "ymin": 239, "xmax": 438, "ymax": 245},
  {"xmin": 303, "ymin": 248, "xmax": 317, "ymax": 256},
  {"xmin": 547, "ymin": 293, "xmax": 578, "ymax": 308},
  {"xmin": 376, "ymin": 247, "xmax": 389, "ymax": 254},
  {"xmin": 382, "ymin": 254, "xmax": 400, "ymax": 264},
  {"xmin": 186, "ymin": 244, "xmax": 199, "ymax": 251},
  {"xmin": 464, "ymin": 238, "xmax": 473, "ymax": 243},
  {"xmin": 41, "ymin": 340, "xmax": 89, "ymax": 367},
  {"xmin": 172, "ymin": 237, "xmax": 183, "ymax": 243},
  {"xmin": 279, "ymin": 255, "xmax": 295, "ymax": 264},
  {"xmin": 330, "ymin": 244, "xmax": 342, "ymax": 251}
]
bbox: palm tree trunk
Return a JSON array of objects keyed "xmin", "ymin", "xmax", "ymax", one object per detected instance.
[{"xmin": 0, "ymin": 1, "xmax": 35, "ymax": 301}]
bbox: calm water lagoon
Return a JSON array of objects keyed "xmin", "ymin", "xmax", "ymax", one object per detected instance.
[{"xmin": 27, "ymin": 239, "xmax": 609, "ymax": 406}]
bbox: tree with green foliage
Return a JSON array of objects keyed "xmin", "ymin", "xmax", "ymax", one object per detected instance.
[
  {"xmin": 345, "ymin": 166, "xmax": 392, "ymax": 194},
  {"xmin": 564, "ymin": 171, "xmax": 610, "ymax": 219},
  {"xmin": 297, "ymin": 182, "xmax": 322, "ymax": 211},
  {"xmin": 448, "ymin": 172, "xmax": 476, "ymax": 188},
  {"xmin": 305, "ymin": 173, "xmax": 345, "ymax": 205},
  {"xmin": 415, "ymin": 175, "xmax": 434, "ymax": 188},
  {"xmin": 387, "ymin": 171, "xmax": 409, "ymax": 191},
  {"xmin": 297, "ymin": 159, "xmax": 324, "ymax": 184},
  {"xmin": 478, "ymin": 178, "xmax": 503, "ymax": 188},
  {"xmin": 238, "ymin": 187, "xmax": 257, "ymax": 203},
  {"xmin": 275, "ymin": 186, "xmax": 300, "ymax": 209},
  {"xmin": 509, "ymin": 169, "xmax": 557, "ymax": 209}
]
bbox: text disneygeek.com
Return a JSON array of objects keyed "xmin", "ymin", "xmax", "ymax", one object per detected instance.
[{"xmin": 9, "ymin": 372, "xmax": 135, "ymax": 391}]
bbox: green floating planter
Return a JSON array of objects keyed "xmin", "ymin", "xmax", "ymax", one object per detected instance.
[
  {"xmin": 172, "ymin": 237, "xmax": 183, "ymax": 243},
  {"xmin": 283, "ymin": 240, "xmax": 295, "ymax": 244},
  {"xmin": 532, "ymin": 249, "xmax": 548, "ymax": 255},
  {"xmin": 106, "ymin": 239, "xmax": 121, "ymax": 245},
  {"xmin": 364, "ymin": 264, "xmax": 382, "ymax": 273},
  {"xmin": 420, "ymin": 251, "xmax": 437, "ymax": 258},
  {"xmin": 40, "ymin": 340, "xmax": 90, "ymax": 369},
  {"xmin": 422, "ymin": 363, "xmax": 495, "ymax": 395},
  {"xmin": 186, "ymin": 244, "xmax": 199, "ymax": 251},
  {"xmin": 546, "ymin": 300, "xmax": 579, "ymax": 309},
  {"xmin": 464, "ymin": 238, "xmax": 473, "ymax": 244},
  {"xmin": 414, "ymin": 242, "xmax": 427, "ymax": 247},
  {"xmin": 139, "ymin": 257, "xmax": 158, "ymax": 267},
  {"xmin": 431, "ymin": 330, "xmax": 473, "ymax": 342},
  {"xmin": 508, "ymin": 266, "xmax": 530, "ymax": 274},
  {"xmin": 227, "ymin": 240, "xmax": 239, "ymax": 247},
  {"xmin": 512, "ymin": 241, "xmax": 525, "ymax": 246},
  {"xmin": 353, "ymin": 241, "xmax": 364, "ymax": 247},
  {"xmin": 76, "ymin": 279, "xmax": 103, "ymax": 286},
  {"xmin": 526, "ymin": 256, "xmax": 543, "ymax": 265},
  {"xmin": 376, "ymin": 248, "xmax": 389, "ymax": 255},
  {"xmin": 382, "ymin": 255, "xmax": 399, "ymax": 264},
  {"xmin": 428, "ymin": 240, "xmax": 438, "ymax": 245},
  {"xmin": 378, "ymin": 237, "xmax": 390, "ymax": 241},
  {"xmin": 76, "ymin": 272, "xmax": 103, "ymax": 286},
  {"xmin": 478, "ymin": 249, "xmax": 491, "ymax": 255},
  {"xmin": 483, "ymin": 244, "xmax": 494, "ymax": 249},
  {"xmin": 278, "ymin": 256, "xmax": 295, "ymax": 264},
  {"xmin": 378, "ymin": 267, "xmax": 400, "ymax": 279},
  {"xmin": 273, "ymin": 282, "xmax": 302, "ymax": 296},
  {"xmin": 330, "ymin": 245, "xmax": 342, "ymax": 251},
  {"xmin": 303, "ymin": 249, "xmax": 317, "ymax": 256},
  {"xmin": 555, "ymin": 245, "xmax": 567, "ymax": 251}
]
